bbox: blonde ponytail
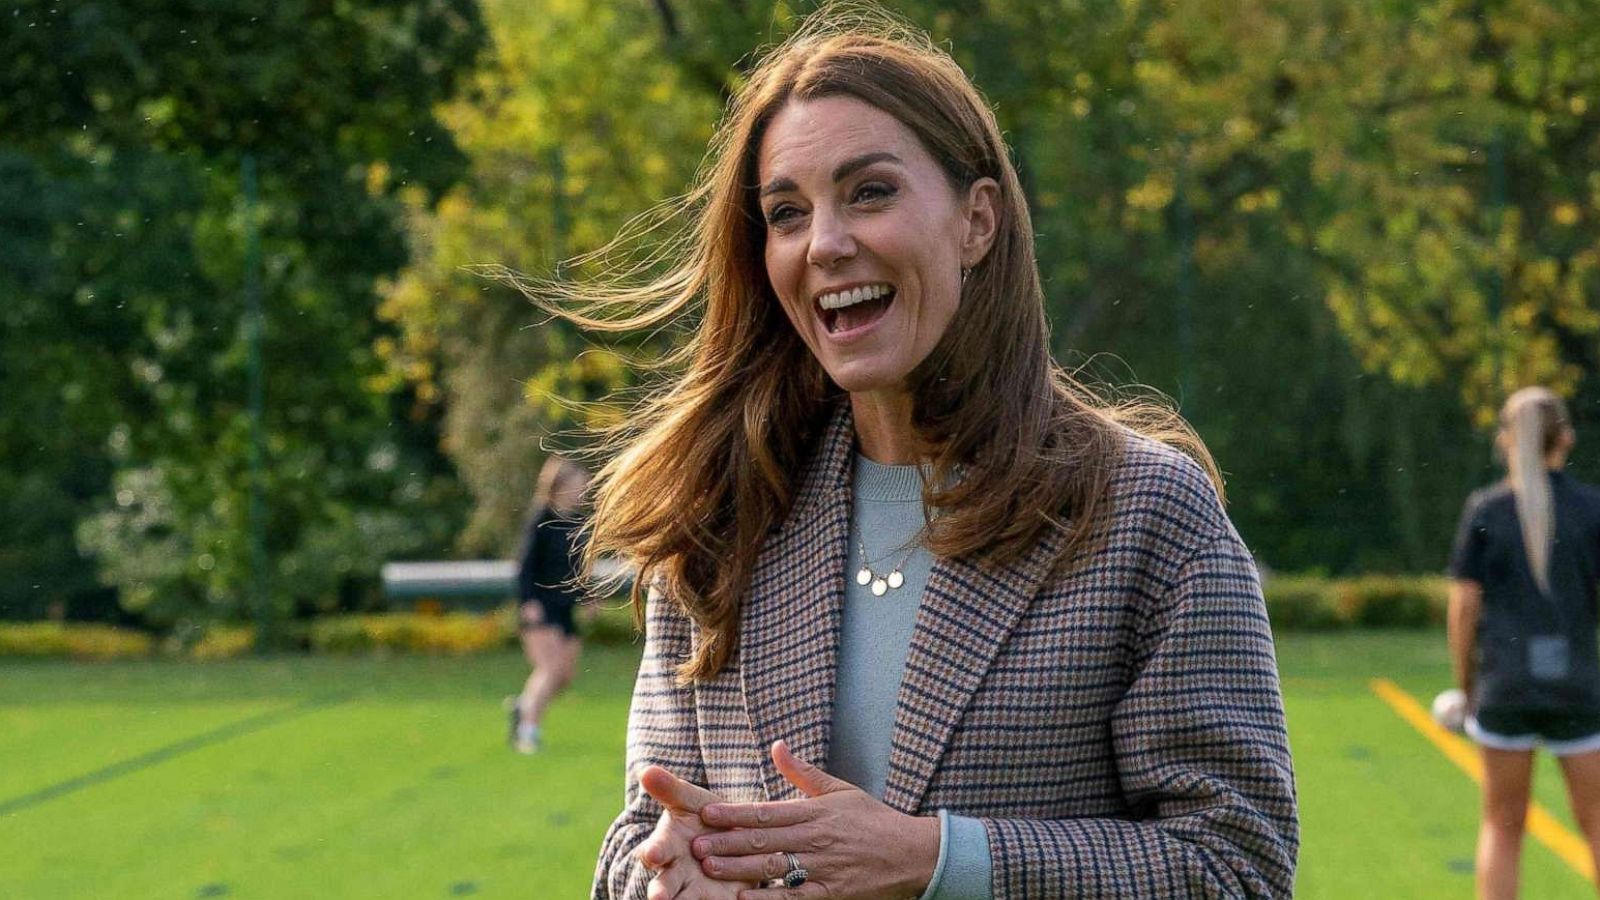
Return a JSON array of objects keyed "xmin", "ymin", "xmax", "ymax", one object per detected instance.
[{"xmin": 1500, "ymin": 387, "xmax": 1572, "ymax": 596}]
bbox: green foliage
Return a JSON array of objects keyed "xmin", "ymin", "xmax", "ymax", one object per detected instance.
[
  {"xmin": 0, "ymin": 0, "xmax": 487, "ymax": 625},
  {"xmin": 1262, "ymin": 576, "xmax": 1345, "ymax": 632},
  {"xmin": 1264, "ymin": 574, "xmax": 1449, "ymax": 631},
  {"xmin": 187, "ymin": 624, "xmax": 258, "ymax": 661},
  {"xmin": 585, "ymin": 600, "xmax": 643, "ymax": 647},
  {"xmin": 0, "ymin": 622, "xmax": 155, "ymax": 660},
  {"xmin": 1332, "ymin": 575, "xmax": 1449, "ymax": 629},
  {"xmin": 380, "ymin": 0, "xmax": 723, "ymax": 553},
  {"xmin": 309, "ymin": 611, "xmax": 514, "ymax": 654},
  {"xmin": 383, "ymin": 0, "xmax": 1577, "ymax": 573},
  {"xmin": 10, "ymin": 0, "xmax": 1600, "ymax": 610}
]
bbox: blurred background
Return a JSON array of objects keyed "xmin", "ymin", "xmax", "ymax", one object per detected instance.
[{"xmin": 3, "ymin": 0, "xmax": 1599, "ymax": 897}]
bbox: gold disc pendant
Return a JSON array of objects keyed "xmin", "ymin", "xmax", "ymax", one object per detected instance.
[
  {"xmin": 871, "ymin": 578, "xmax": 888, "ymax": 597},
  {"xmin": 886, "ymin": 570, "xmax": 905, "ymax": 590},
  {"xmin": 856, "ymin": 568, "xmax": 872, "ymax": 586}
]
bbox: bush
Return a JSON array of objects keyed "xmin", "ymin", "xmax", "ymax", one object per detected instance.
[
  {"xmin": 1263, "ymin": 574, "xmax": 1449, "ymax": 631},
  {"xmin": 188, "ymin": 624, "xmax": 257, "ymax": 661},
  {"xmin": 1333, "ymin": 575, "xmax": 1448, "ymax": 628},
  {"xmin": 309, "ymin": 611, "xmax": 514, "ymax": 655},
  {"xmin": 1262, "ymin": 576, "xmax": 1344, "ymax": 631},
  {"xmin": 0, "ymin": 622, "xmax": 154, "ymax": 660},
  {"xmin": 584, "ymin": 600, "xmax": 640, "ymax": 646}
]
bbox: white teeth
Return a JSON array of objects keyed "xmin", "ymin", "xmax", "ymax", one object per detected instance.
[{"xmin": 817, "ymin": 284, "xmax": 893, "ymax": 310}]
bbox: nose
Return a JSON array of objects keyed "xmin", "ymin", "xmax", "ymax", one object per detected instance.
[{"xmin": 805, "ymin": 207, "xmax": 856, "ymax": 270}]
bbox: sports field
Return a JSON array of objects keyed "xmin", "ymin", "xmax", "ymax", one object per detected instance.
[{"xmin": 2, "ymin": 632, "xmax": 1596, "ymax": 898}]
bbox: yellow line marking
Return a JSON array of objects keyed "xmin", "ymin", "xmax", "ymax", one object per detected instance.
[{"xmin": 1369, "ymin": 678, "xmax": 1595, "ymax": 882}]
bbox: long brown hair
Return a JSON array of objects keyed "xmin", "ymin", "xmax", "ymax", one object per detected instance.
[
  {"xmin": 1499, "ymin": 387, "xmax": 1573, "ymax": 595},
  {"xmin": 530, "ymin": 7, "xmax": 1218, "ymax": 681}
]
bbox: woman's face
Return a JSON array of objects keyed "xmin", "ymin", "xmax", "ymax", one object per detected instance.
[{"xmin": 756, "ymin": 95, "xmax": 997, "ymax": 394}]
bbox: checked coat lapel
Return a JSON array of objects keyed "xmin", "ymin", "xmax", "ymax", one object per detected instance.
[
  {"xmin": 739, "ymin": 402, "xmax": 855, "ymax": 804},
  {"xmin": 740, "ymin": 401, "xmax": 1064, "ymax": 812},
  {"xmin": 880, "ymin": 525, "xmax": 1066, "ymax": 813}
]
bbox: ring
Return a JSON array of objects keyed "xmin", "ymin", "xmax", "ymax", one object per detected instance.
[{"xmin": 782, "ymin": 851, "xmax": 809, "ymax": 888}]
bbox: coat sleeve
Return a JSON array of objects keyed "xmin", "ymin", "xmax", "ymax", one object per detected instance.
[
  {"xmin": 979, "ymin": 531, "xmax": 1299, "ymax": 898},
  {"xmin": 591, "ymin": 587, "xmax": 707, "ymax": 900}
]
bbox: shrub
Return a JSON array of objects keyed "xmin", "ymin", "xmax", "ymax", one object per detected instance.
[
  {"xmin": 1262, "ymin": 574, "xmax": 1449, "ymax": 630},
  {"xmin": 189, "ymin": 624, "xmax": 257, "ymax": 661},
  {"xmin": 309, "ymin": 611, "xmax": 514, "ymax": 655},
  {"xmin": 584, "ymin": 600, "xmax": 640, "ymax": 646},
  {"xmin": 1333, "ymin": 575, "xmax": 1448, "ymax": 628},
  {"xmin": 1262, "ymin": 577, "xmax": 1344, "ymax": 631},
  {"xmin": 0, "ymin": 622, "xmax": 154, "ymax": 660}
]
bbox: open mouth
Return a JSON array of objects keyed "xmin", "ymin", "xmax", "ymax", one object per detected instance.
[{"xmin": 816, "ymin": 283, "xmax": 897, "ymax": 335}]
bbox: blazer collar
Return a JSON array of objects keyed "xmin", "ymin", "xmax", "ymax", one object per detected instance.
[
  {"xmin": 740, "ymin": 400, "xmax": 1061, "ymax": 812},
  {"xmin": 880, "ymin": 522, "xmax": 1066, "ymax": 812},
  {"xmin": 740, "ymin": 400, "xmax": 855, "ymax": 803}
]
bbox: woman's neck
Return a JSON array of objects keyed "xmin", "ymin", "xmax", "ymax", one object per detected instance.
[{"xmin": 850, "ymin": 389, "xmax": 920, "ymax": 465}]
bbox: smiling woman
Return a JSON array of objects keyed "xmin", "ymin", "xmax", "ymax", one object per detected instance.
[
  {"xmin": 534, "ymin": 6, "xmax": 1298, "ymax": 900},
  {"xmin": 758, "ymin": 97, "xmax": 995, "ymax": 463}
]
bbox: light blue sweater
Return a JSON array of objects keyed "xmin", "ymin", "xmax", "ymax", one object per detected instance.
[{"xmin": 827, "ymin": 454, "xmax": 993, "ymax": 900}]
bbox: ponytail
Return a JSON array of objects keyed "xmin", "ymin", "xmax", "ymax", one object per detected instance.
[{"xmin": 1500, "ymin": 387, "xmax": 1572, "ymax": 595}]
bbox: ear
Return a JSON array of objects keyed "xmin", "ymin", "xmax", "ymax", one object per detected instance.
[{"xmin": 959, "ymin": 177, "xmax": 1001, "ymax": 268}]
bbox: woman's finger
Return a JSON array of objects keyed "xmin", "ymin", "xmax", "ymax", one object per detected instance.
[
  {"xmin": 645, "ymin": 866, "xmax": 681, "ymax": 900},
  {"xmin": 701, "ymin": 850, "xmax": 800, "ymax": 882},
  {"xmin": 736, "ymin": 881, "xmax": 828, "ymax": 900},
  {"xmin": 636, "ymin": 807, "xmax": 691, "ymax": 869},
  {"xmin": 770, "ymin": 739, "xmax": 853, "ymax": 797},
  {"xmin": 639, "ymin": 765, "xmax": 721, "ymax": 814},
  {"xmin": 692, "ymin": 824, "xmax": 821, "ymax": 859},
  {"xmin": 699, "ymin": 799, "xmax": 815, "ymax": 829}
]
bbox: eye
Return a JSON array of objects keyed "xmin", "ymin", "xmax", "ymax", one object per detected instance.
[
  {"xmin": 853, "ymin": 182, "xmax": 896, "ymax": 204},
  {"xmin": 764, "ymin": 204, "xmax": 802, "ymax": 227}
]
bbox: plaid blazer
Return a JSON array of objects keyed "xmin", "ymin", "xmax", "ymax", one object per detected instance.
[{"xmin": 594, "ymin": 403, "xmax": 1298, "ymax": 898}]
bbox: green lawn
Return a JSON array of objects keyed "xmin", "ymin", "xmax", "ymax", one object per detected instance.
[
  {"xmin": 2, "ymin": 632, "xmax": 1596, "ymax": 898},
  {"xmin": 1283, "ymin": 632, "xmax": 1593, "ymax": 899}
]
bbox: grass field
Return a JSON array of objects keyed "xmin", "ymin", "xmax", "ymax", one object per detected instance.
[{"xmin": 3, "ymin": 632, "xmax": 1597, "ymax": 898}]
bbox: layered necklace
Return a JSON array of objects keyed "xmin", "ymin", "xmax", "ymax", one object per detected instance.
[{"xmin": 854, "ymin": 534, "xmax": 920, "ymax": 597}]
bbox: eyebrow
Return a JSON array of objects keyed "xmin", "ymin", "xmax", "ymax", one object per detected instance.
[{"xmin": 758, "ymin": 151, "xmax": 904, "ymax": 198}]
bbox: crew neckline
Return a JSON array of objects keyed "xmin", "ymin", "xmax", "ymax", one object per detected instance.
[{"xmin": 853, "ymin": 453, "xmax": 927, "ymax": 502}]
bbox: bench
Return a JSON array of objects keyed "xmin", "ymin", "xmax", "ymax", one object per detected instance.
[{"xmin": 380, "ymin": 558, "xmax": 633, "ymax": 611}]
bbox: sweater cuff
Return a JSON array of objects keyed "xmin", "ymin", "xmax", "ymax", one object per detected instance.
[{"xmin": 920, "ymin": 811, "xmax": 993, "ymax": 900}]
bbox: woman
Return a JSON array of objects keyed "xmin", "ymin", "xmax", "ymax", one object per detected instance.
[
  {"xmin": 509, "ymin": 454, "xmax": 590, "ymax": 754},
  {"xmin": 1449, "ymin": 387, "xmax": 1600, "ymax": 899},
  {"xmin": 560, "ymin": 10, "xmax": 1297, "ymax": 898}
]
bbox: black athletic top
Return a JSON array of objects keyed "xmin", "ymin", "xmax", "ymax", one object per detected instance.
[
  {"xmin": 515, "ymin": 508, "xmax": 585, "ymax": 606},
  {"xmin": 1449, "ymin": 471, "xmax": 1600, "ymax": 713}
]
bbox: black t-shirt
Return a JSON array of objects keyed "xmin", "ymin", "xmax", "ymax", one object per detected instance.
[
  {"xmin": 1449, "ymin": 471, "xmax": 1600, "ymax": 713},
  {"xmin": 515, "ymin": 509, "xmax": 585, "ymax": 605}
]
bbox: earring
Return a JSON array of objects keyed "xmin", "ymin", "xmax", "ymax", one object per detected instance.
[{"xmin": 960, "ymin": 266, "xmax": 972, "ymax": 285}]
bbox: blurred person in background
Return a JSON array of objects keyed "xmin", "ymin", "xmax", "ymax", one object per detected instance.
[
  {"xmin": 1449, "ymin": 386, "xmax": 1600, "ymax": 899},
  {"xmin": 508, "ymin": 454, "xmax": 591, "ymax": 754}
]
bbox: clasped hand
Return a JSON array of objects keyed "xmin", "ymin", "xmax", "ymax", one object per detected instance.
[{"xmin": 633, "ymin": 740, "xmax": 939, "ymax": 899}]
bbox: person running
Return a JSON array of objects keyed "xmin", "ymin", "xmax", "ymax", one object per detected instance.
[
  {"xmin": 1449, "ymin": 386, "xmax": 1600, "ymax": 899},
  {"xmin": 508, "ymin": 454, "xmax": 590, "ymax": 754}
]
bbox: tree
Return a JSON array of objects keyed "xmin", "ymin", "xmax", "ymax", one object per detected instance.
[
  {"xmin": 0, "ymin": 0, "xmax": 486, "ymax": 627},
  {"xmin": 379, "ymin": 0, "xmax": 722, "ymax": 553},
  {"xmin": 385, "ymin": 0, "xmax": 1597, "ymax": 575}
]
